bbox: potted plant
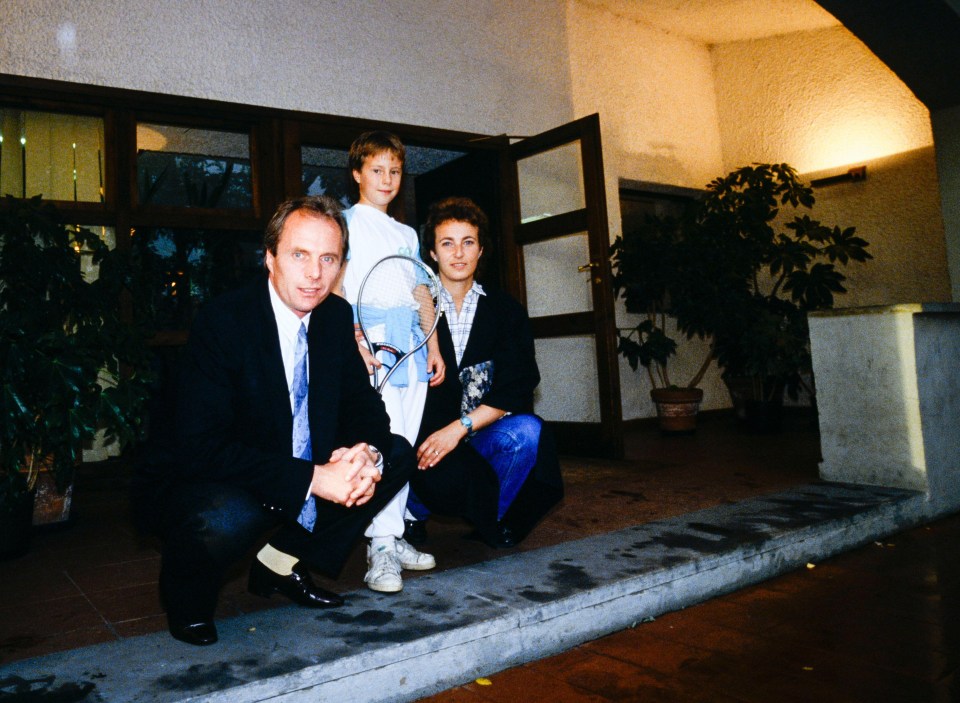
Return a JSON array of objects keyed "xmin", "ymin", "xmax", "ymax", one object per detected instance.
[
  {"xmin": 611, "ymin": 211, "xmax": 715, "ymax": 433},
  {"xmin": 0, "ymin": 196, "xmax": 154, "ymax": 554},
  {"xmin": 690, "ymin": 163, "xmax": 871, "ymax": 430}
]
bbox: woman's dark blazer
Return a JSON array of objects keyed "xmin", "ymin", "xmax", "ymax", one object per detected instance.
[{"xmin": 413, "ymin": 287, "xmax": 563, "ymax": 541}]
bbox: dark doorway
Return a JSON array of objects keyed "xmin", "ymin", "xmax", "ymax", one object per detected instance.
[{"xmin": 413, "ymin": 148, "xmax": 504, "ymax": 290}]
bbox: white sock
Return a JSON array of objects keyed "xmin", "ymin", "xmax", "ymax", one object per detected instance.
[{"xmin": 256, "ymin": 543, "xmax": 299, "ymax": 575}]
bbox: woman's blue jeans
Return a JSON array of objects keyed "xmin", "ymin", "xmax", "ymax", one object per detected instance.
[{"xmin": 408, "ymin": 414, "xmax": 541, "ymax": 521}]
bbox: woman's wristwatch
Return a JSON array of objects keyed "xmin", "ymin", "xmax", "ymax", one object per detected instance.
[{"xmin": 459, "ymin": 415, "xmax": 475, "ymax": 437}]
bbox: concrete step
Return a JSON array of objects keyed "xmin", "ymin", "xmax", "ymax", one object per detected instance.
[{"xmin": 0, "ymin": 482, "xmax": 927, "ymax": 703}]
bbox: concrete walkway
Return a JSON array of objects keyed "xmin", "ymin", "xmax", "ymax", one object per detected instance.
[{"xmin": 0, "ymin": 482, "xmax": 926, "ymax": 703}]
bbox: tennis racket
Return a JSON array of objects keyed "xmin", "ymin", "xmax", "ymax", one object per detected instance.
[{"xmin": 356, "ymin": 254, "xmax": 442, "ymax": 392}]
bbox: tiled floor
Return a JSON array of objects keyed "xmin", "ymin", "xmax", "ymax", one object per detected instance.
[
  {"xmin": 1, "ymin": 411, "xmax": 823, "ymax": 666},
  {"xmin": 418, "ymin": 513, "xmax": 960, "ymax": 702}
]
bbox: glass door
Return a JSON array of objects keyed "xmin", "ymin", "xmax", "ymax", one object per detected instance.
[{"xmin": 503, "ymin": 114, "xmax": 622, "ymax": 458}]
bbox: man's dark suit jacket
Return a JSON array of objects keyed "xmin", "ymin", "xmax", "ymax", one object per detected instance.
[
  {"xmin": 166, "ymin": 276, "xmax": 393, "ymax": 519},
  {"xmin": 413, "ymin": 288, "xmax": 563, "ymax": 542}
]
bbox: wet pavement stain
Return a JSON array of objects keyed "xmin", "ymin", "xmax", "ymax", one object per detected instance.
[
  {"xmin": 518, "ymin": 561, "xmax": 599, "ymax": 602},
  {"xmin": 411, "ymin": 600, "xmax": 453, "ymax": 614},
  {"xmin": 320, "ymin": 609, "xmax": 393, "ymax": 627},
  {"xmin": 0, "ymin": 675, "xmax": 98, "ymax": 703},
  {"xmin": 517, "ymin": 588, "xmax": 552, "ymax": 603},
  {"xmin": 253, "ymin": 656, "xmax": 312, "ymax": 679},
  {"xmin": 154, "ymin": 659, "xmax": 258, "ymax": 693},
  {"xmin": 478, "ymin": 592, "xmax": 506, "ymax": 603},
  {"xmin": 333, "ymin": 615, "xmax": 478, "ymax": 647}
]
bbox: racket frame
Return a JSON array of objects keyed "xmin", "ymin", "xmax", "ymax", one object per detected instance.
[{"xmin": 356, "ymin": 254, "xmax": 442, "ymax": 392}]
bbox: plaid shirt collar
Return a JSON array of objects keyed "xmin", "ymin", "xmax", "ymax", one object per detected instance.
[{"xmin": 439, "ymin": 281, "xmax": 485, "ymax": 366}]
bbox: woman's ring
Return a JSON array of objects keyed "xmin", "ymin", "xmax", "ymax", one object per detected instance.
[{"xmin": 434, "ymin": 450, "xmax": 440, "ymax": 455}]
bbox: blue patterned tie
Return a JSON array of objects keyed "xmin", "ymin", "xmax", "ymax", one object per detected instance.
[{"xmin": 293, "ymin": 323, "xmax": 316, "ymax": 530}]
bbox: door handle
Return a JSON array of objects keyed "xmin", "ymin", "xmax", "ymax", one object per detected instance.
[{"xmin": 578, "ymin": 261, "xmax": 602, "ymax": 285}]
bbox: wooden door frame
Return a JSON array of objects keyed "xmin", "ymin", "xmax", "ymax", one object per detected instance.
[{"xmin": 502, "ymin": 114, "xmax": 623, "ymax": 458}]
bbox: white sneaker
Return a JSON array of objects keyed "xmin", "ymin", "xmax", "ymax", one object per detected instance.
[
  {"xmin": 365, "ymin": 542, "xmax": 403, "ymax": 593},
  {"xmin": 396, "ymin": 538, "xmax": 436, "ymax": 571}
]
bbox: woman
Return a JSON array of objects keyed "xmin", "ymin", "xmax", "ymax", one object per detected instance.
[{"xmin": 408, "ymin": 197, "xmax": 563, "ymax": 548}]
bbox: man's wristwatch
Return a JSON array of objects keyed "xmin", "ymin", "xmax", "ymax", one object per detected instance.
[
  {"xmin": 368, "ymin": 445, "xmax": 384, "ymax": 471},
  {"xmin": 459, "ymin": 415, "xmax": 474, "ymax": 436}
]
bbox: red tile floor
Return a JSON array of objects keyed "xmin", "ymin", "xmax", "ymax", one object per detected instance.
[
  {"xmin": 13, "ymin": 407, "xmax": 955, "ymax": 702},
  {"xmin": 419, "ymin": 514, "xmax": 960, "ymax": 703}
]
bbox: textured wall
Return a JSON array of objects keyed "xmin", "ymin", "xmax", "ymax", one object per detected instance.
[
  {"xmin": 712, "ymin": 26, "xmax": 950, "ymax": 307},
  {"xmin": 566, "ymin": 0, "xmax": 729, "ymax": 420},
  {"xmin": 567, "ymin": 1, "xmax": 724, "ymax": 193},
  {"xmin": 713, "ymin": 26, "xmax": 933, "ymax": 173},
  {"xmin": 0, "ymin": 0, "xmax": 575, "ymax": 136}
]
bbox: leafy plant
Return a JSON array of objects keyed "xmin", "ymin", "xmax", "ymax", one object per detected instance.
[
  {"xmin": 611, "ymin": 163, "xmax": 871, "ymax": 407},
  {"xmin": 692, "ymin": 163, "xmax": 872, "ymax": 401},
  {"xmin": 610, "ymin": 212, "xmax": 714, "ymax": 389},
  {"xmin": 0, "ymin": 196, "xmax": 154, "ymax": 510}
]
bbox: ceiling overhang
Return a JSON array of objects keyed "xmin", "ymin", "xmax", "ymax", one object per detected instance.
[{"xmin": 813, "ymin": 0, "xmax": 960, "ymax": 111}]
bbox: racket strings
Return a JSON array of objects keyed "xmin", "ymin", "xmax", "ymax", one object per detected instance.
[{"xmin": 357, "ymin": 256, "xmax": 442, "ymax": 390}]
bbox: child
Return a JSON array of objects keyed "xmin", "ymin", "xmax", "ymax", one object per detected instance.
[{"xmin": 338, "ymin": 131, "xmax": 445, "ymax": 592}]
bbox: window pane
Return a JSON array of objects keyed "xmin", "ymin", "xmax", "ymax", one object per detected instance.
[
  {"xmin": 301, "ymin": 146, "xmax": 352, "ymax": 206},
  {"xmin": 136, "ymin": 123, "xmax": 251, "ymax": 208},
  {"xmin": 522, "ymin": 231, "xmax": 593, "ymax": 317},
  {"xmin": 516, "ymin": 141, "xmax": 585, "ymax": 223},
  {"xmin": 133, "ymin": 227, "xmax": 263, "ymax": 330},
  {"xmin": 0, "ymin": 109, "xmax": 105, "ymax": 202},
  {"xmin": 620, "ymin": 190, "xmax": 692, "ymax": 235},
  {"xmin": 533, "ymin": 335, "xmax": 600, "ymax": 422}
]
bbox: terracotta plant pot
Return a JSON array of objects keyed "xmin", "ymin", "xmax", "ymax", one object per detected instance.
[
  {"xmin": 32, "ymin": 467, "xmax": 74, "ymax": 527},
  {"xmin": 650, "ymin": 387, "xmax": 704, "ymax": 434}
]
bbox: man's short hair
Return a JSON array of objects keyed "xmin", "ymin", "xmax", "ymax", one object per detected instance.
[
  {"xmin": 423, "ymin": 196, "xmax": 489, "ymax": 255},
  {"xmin": 263, "ymin": 195, "xmax": 349, "ymax": 268},
  {"xmin": 348, "ymin": 131, "xmax": 406, "ymax": 173}
]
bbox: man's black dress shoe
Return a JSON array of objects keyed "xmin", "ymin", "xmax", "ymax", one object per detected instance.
[
  {"xmin": 168, "ymin": 619, "xmax": 218, "ymax": 646},
  {"xmin": 403, "ymin": 518, "xmax": 428, "ymax": 545},
  {"xmin": 248, "ymin": 559, "xmax": 344, "ymax": 608}
]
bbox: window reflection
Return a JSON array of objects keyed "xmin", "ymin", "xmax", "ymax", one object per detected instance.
[
  {"xmin": 517, "ymin": 141, "xmax": 585, "ymax": 223},
  {"xmin": 133, "ymin": 228, "xmax": 263, "ymax": 330},
  {"xmin": 301, "ymin": 146, "xmax": 352, "ymax": 206},
  {"xmin": 136, "ymin": 123, "xmax": 252, "ymax": 209},
  {"xmin": 0, "ymin": 108, "xmax": 104, "ymax": 202}
]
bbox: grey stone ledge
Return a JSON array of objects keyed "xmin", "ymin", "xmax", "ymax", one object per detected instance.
[{"xmin": 0, "ymin": 482, "xmax": 932, "ymax": 703}]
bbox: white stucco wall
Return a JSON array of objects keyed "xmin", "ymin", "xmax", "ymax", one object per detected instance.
[
  {"xmin": 0, "ymin": 0, "xmax": 575, "ymax": 137},
  {"xmin": 713, "ymin": 26, "xmax": 950, "ymax": 307},
  {"xmin": 566, "ymin": 1, "xmax": 724, "ymax": 193},
  {"xmin": 566, "ymin": 0, "xmax": 729, "ymax": 420}
]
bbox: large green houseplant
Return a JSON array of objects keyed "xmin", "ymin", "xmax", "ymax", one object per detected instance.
[
  {"xmin": 691, "ymin": 163, "xmax": 871, "ymax": 424},
  {"xmin": 1, "ymin": 196, "xmax": 153, "ymax": 553}
]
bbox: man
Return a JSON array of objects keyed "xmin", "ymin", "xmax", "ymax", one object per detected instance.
[{"xmin": 139, "ymin": 195, "xmax": 413, "ymax": 646}]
